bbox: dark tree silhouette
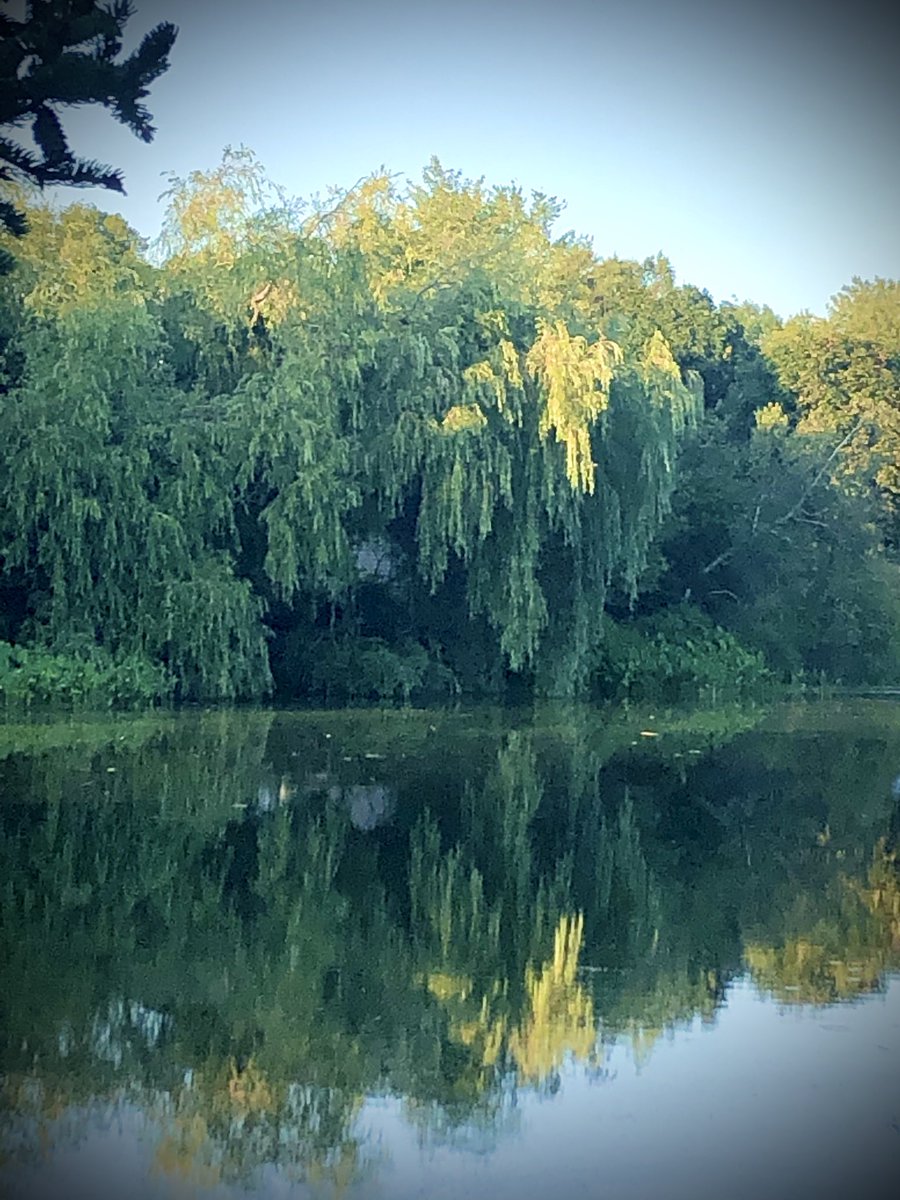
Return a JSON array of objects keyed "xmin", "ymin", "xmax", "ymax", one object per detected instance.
[{"xmin": 0, "ymin": 0, "xmax": 177, "ymax": 267}]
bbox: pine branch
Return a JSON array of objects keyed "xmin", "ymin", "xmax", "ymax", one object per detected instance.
[
  {"xmin": 66, "ymin": 7, "xmax": 117, "ymax": 50},
  {"xmin": 126, "ymin": 21, "xmax": 177, "ymax": 88},
  {"xmin": 43, "ymin": 155, "xmax": 124, "ymax": 191},
  {"xmin": 0, "ymin": 136, "xmax": 41, "ymax": 180},
  {"xmin": 33, "ymin": 105, "xmax": 73, "ymax": 167},
  {"xmin": 107, "ymin": 1, "xmax": 135, "ymax": 27},
  {"xmin": 0, "ymin": 198, "xmax": 28, "ymax": 237},
  {"xmin": 22, "ymin": 53, "xmax": 116, "ymax": 106},
  {"xmin": 0, "ymin": 2, "xmax": 176, "ymax": 250},
  {"xmin": 0, "ymin": 25, "xmax": 27, "ymax": 83}
]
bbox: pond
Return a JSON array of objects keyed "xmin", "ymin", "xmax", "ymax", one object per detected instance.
[{"xmin": 1, "ymin": 700, "xmax": 898, "ymax": 1199}]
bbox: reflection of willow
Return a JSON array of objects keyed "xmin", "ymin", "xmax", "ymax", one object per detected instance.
[
  {"xmin": 509, "ymin": 913, "xmax": 595, "ymax": 1081},
  {"xmin": 0, "ymin": 712, "xmax": 372, "ymax": 1191},
  {"xmin": 1, "ymin": 1063, "xmax": 367, "ymax": 1196},
  {"xmin": 409, "ymin": 733, "xmax": 671, "ymax": 1101},
  {"xmin": 423, "ymin": 915, "xmax": 595, "ymax": 1094},
  {"xmin": 407, "ymin": 734, "xmax": 601, "ymax": 1109},
  {"xmin": 148, "ymin": 1064, "xmax": 366, "ymax": 1195},
  {"xmin": 407, "ymin": 731, "xmax": 705, "ymax": 1104},
  {"xmin": 8, "ymin": 704, "xmax": 900, "ymax": 1182},
  {"xmin": 410, "ymin": 733, "xmax": 549, "ymax": 977},
  {"xmin": 860, "ymin": 836, "xmax": 900, "ymax": 949},
  {"xmin": 745, "ymin": 838, "xmax": 900, "ymax": 1004}
]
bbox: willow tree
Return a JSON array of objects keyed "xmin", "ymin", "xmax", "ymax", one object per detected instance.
[
  {"xmin": 256, "ymin": 157, "xmax": 703, "ymax": 696},
  {"xmin": 0, "ymin": 152, "xmax": 700, "ymax": 700},
  {"xmin": 0, "ymin": 201, "xmax": 270, "ymax": 698}
]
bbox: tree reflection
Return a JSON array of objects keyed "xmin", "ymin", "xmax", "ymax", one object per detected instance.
[
  {"xmin": 1, "ymin": 703, "xmax": 899, "ymax": 1190},
  {"xmin": 746, "ymin": 836, "xmax": 900, "ymax": 1004}
]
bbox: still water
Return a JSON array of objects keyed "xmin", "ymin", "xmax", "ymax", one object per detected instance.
[{"xmin": 1, "ymin": 701, "xmax": 898, "ymax": 1199}]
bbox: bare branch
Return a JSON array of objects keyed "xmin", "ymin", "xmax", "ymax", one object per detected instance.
[
  {"xmin": 701, "ymin": 549, "xmax": 733, "ymax": 576},
  {"xmin": 775, "ymin": 418, "xmax": 865, "ymax": 527}
]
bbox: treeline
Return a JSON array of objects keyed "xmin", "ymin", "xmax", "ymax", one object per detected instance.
[{"xmin": 1, "ymin": 149, "xmax": 898, "ymax": 704}]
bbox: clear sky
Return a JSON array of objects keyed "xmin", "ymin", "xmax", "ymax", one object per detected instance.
[{"xmin": 51, "ymin": 0, "xmax": 900, "ymax": 318}]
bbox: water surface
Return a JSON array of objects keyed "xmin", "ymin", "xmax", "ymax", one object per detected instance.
[{"xmin": 1, "ymin": 701, "xmax": 898, "ymax": 1199}]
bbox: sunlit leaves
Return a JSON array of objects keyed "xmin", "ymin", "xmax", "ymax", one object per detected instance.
[
  {"xmin": 0, "ymin": 202, "xmax": 149, "ymax": 317},
  {"xmin": 508, "ymin": 914, "xmax": 596, "ymax": 1083},
  {"xmin": 0, "ymin": 153, "xmax": 703, "ymax": 698},
  {"xmin": 525, "ymin": 319, "xmax": 621, "ymax": 492},
  {"xmin": 762, "ymin": 279, "xmax": 900, "ymax": 534}
]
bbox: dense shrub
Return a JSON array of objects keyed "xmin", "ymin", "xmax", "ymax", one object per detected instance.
[
  {"xmin": 592, "ymin": 607, "xmax": 770, "ymax": 702},
  {"xmin": 274, "ymin": 632, "xmax": 459, "ymax": 705},
  {"xmin": 0, "ymin": 641, "xmax": 173, "ymax": 709}
]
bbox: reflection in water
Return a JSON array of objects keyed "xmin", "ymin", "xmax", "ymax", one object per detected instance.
[
  {"xmin": 341, "ymin": 783, "xmax": 394, "ymax": 831},
  {"xmin": 509, "ymin": 914, "xmax": 596, "ymax": 1084},
  {"xmin": 1, "ymin": 702, "xmax": 899, "ymax": 1198},
  {"xmin": 745, "ymin": 835, "xmax": 900, "ymax": 1005}
]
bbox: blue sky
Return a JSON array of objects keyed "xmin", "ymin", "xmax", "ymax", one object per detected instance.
[{"xmin": 51, "ymin": 0, "xmax": 900, "ymax": 317}]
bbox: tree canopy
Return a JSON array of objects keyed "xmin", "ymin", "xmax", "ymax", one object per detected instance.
[
  {"xmin": 762, "ymin": 279, "xmax": 900, "ymax": 546},
  {"xmin": 0, "ymin": 148, "xmax": 898, "ymax": 703}
]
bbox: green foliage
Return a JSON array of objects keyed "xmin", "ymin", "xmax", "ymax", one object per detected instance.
[
  {"xmin": 762, "ymin": 279, "xmax": 900, "ymax": 544},
  {"xmin": 654, "ymin": 419, "xmax": 900, "ymax": 685},
  {"xmin": 592, "ymin": 607, "xmax": 770, "ymax": 701},
  {"xmin": 0, "ymin": 155, "xmax": 702, "ymax": 702},
  {"xmin": 1, "ymin": 704, "xmax": 898, "ymax": 1180},
  {"xmin": 276, "ymin": 633, "xmax": 457, "ymax": 705},
  {"xmin": 0, "ymin": 150, "xmax": 897, "ymax": 702},
  {"xmin": 0, "ymin": 640, "xmax": 172, "ymax": 708}
]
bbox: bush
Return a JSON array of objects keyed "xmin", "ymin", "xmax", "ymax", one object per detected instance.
[
  {"xmin": 276, "ymin": 632, "xmax": 458, "ymax": 705},
  {"xmin": 592, "ymin": 607, "xmax": 770, "ymax": 702},
  {"xmin": 0, "ymin": 641, "xmax": 173, "ymax": 709}
]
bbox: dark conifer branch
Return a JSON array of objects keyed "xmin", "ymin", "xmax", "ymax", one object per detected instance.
[{"xmin": 0, "ymin": 0, "xmax": 177, "ymax": 253}]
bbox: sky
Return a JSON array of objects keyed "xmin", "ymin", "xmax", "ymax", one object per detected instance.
[{"xmin": 27, "ymin": 0, "xmax": 900, "ymax": 317}]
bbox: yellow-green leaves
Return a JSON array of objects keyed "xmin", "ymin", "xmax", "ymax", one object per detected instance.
[
  {"xmin": 0, "ymin": 154, "xmax": 701, "ymax": 700},
  {"xmin": 641, "ymin": 329, "xmax": 681, "ymax": 383},
  {"xmin": 526, "ymin": 319, "xmax": 622, "ymax": 492},
  {"xmin": 2, "ymin": 204, "xmax": 149, "ymax": 319},
  {"xmin": 442, "ymin": 404, "xmax": 488, "ymax": 434},
  {"xmin": 755, "ymin": 402, "xmax": 789, "ymax": 431},
  {"xmin": 762, "ymin": 280, "xmax": 900, "ymax": 527}
]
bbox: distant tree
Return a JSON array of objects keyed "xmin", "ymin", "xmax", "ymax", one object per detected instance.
[
  {"xmin": 763, "ymin": 278, "xmax": 900, "ymax": 545},
  {"xmin": 0, "ymin": 0, "xmax": 176, "ymax": 269},
  {"xmin": 652, "ymin": 415, "xmax": 900, "ymax": 684},
  {"xmin": 586, "ymin": 255, "xmax": 748, "ymax": 412}
]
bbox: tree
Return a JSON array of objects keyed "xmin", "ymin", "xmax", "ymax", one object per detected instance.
[
  {"xmin": 3, "ymin": 148, "xmax": 896, "ymax": 702},
  {"xmin": 0, "ymin": 0, "xmax": 177, "ymax": 269},
  {"xmin": 762, "ymin": 279, "xmax": 900, "ymax": 545},
  {"xmin": 0, "ymin": 154, "xmax": 700, "ymax": 700},
  {"xmin": 652, "ymin": 415, "xmax": 900, "ymax": 683}
]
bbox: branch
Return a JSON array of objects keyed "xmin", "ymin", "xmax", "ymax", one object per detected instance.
[
  {"xmin": 401, "ymin": 228, "xmax": 519, "ymax": 317},
  {"xmin": 701, "ymin": 549, "xmax": 733, "ymax": 576},
  {"xmin": 775, "ymin": 418, "xmax": 864, "ymax": 527},
  {"xmin": 791, "ymin": 511, "xmax": 828, "ymax": 529},
  {"xmin": 300, "ymin": 174, "xmax": 376, "ymax": 238}
]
